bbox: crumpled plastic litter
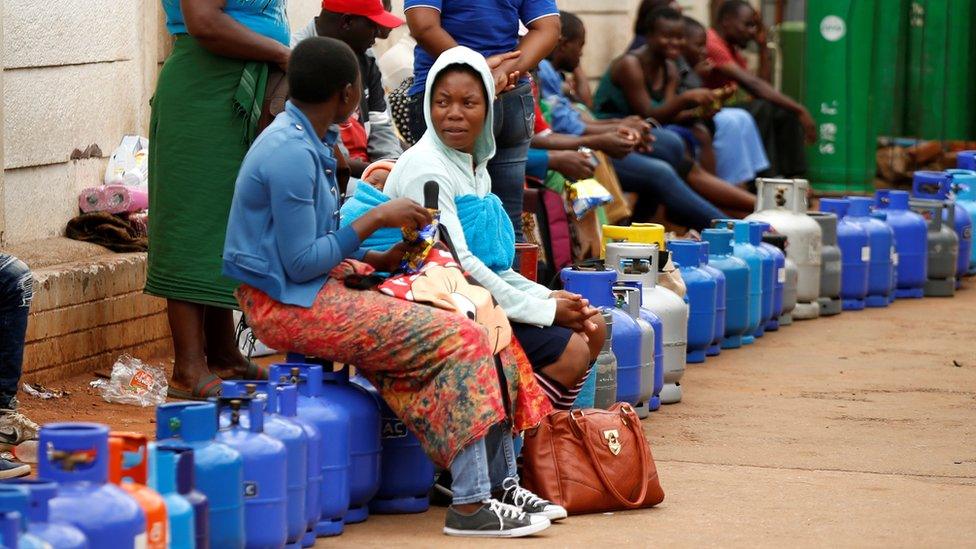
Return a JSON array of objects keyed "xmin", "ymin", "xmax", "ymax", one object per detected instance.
[
  {"xmin": 90, "ymin": 354, "xmax": 168, "ymax": 407},
  {"xmin": 21, "ymin": 383, "xmax": 69, "ymax": 400}
]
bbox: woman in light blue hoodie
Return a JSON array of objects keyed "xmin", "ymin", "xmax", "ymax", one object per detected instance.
[{"xmin": 375, "ymin": 47, "xmax": 606, "ymax": 411}]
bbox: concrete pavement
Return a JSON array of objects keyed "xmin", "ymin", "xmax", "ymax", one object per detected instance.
[{"xmin": 324, "ymin": 281, "xmax": 976, "ymax": 547}]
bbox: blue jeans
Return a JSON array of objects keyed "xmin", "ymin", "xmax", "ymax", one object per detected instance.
[
  {"xmin": 450, "ymin": 420, "xmax": 517, "ymax": 504},
  {"xmin": 612, "ymin": 129, "xmax": 724, "ymax": 231},
  {"xmin": 408, "ymin": 84, "xmax": 534, "ymax": 241},
  {"xmin": 0, "ymin": 255, "xmax": 32, "ymax": 410}
]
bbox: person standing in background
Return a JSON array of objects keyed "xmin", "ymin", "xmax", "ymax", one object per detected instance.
[
  {"xmin": 0, "ymin": 254, "xmax": 40, "ymax": 479},
  {"xmin": 148, "ymin": 0, "xmax": 291, "ymax": 399},
  {"xmin": 292, "ymin": 0, "xmax": 405, "ymax": 177},
  {"xmin": 404, "ymin": 0, "xmax": 561, "ymax": 239}
]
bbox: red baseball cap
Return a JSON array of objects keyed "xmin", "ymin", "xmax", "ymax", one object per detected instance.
[{"xmin": 322, "ymin": 0, "xmax": 404, "ymax": 29}]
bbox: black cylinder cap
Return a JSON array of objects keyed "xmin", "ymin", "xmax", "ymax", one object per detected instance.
[{"xmin": 762, "ymin": 233, "xmax": 787, "ymax": 252}]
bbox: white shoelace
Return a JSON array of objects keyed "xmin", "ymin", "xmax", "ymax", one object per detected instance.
[
  {"xmin": 485, "ymin": 498, "xmax": 527, "ymax": 528},
  {"xmin": 502, "ymin": 477, "xmax": 548, "ymax": 509}
]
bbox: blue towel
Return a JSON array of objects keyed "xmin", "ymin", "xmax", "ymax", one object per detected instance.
[
  {"xmin": 339, "ymin": 181, "xmax": 403, "ymax": 252},
  {"xmin": 340, "ymin": 181, "xmax": 515, "ymax": 272}
]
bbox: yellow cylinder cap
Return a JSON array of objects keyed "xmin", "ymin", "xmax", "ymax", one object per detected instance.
[{"xmin": 601, "ymin": 223, "xmax": 666, "ymax": 256}]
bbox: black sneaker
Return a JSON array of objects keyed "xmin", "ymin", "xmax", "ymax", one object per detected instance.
[
  {"xmin": 498, "ymin": 477, "xmax": 568, "ymax": 521},
  {"xmin": 0, "ymin": 457, "xmax": 30, "ymax": 479},
  {"xmin": 444, "ymin": 498, "xmax": 550, "ymax": 538}
]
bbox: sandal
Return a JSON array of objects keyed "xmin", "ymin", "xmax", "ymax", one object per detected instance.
[
  {"xmin": 167, "ymin": 373, "xmax": 223, "ymax": 401},
  {"xmin": 241, "ymin": 361, "xmax": 269, "ymax": 381}
]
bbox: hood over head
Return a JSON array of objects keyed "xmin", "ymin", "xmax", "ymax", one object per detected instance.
[{"xmin": 423, "ymin": 46, "xmax": 496, "ymax": 168}]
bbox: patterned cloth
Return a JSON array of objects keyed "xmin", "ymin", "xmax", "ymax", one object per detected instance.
[{"xmin": 235, "ymin": 259, "xmax": 551, "ymax": 468}]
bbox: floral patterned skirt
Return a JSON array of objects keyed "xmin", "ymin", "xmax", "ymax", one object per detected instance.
[{"xmin": 235, "ymin": 260, "xmax": 551, "ymax": 468}]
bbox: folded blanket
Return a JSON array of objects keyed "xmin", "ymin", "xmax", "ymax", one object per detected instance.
[
  {"xmin": 65, "ymin": 212, "xmax": 148, "ymax": 253},
  {"xmin": 340, "ymin": 181, "xmax": 515, "ymax": 272}
]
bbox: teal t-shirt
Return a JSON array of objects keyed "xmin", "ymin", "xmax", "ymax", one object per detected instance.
[{"xmin": 162, "ymin": 0, "xmax": 289, "ymax": 46}]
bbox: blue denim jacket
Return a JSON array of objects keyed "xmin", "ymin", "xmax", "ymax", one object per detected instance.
[{"xmin": 223, "ymin": 102, "xmax": 364, "ymax": 308}]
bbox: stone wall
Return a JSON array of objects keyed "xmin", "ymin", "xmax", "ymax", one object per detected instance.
[{"xmin": 1, "ymin": 1, "xmax": 721, "ymax": 247}]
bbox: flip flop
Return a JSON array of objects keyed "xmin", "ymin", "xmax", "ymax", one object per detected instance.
[
  {"xmin": 167, "ymin": 373, "xmax": 223, "ymax": 401},
  {"xmin": 242, "ymin": 361, "xmax": 269, "ymax": 381}
]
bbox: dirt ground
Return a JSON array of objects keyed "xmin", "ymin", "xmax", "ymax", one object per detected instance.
[{"xmin": 20, "ymin": 279, "xmax": 976, "ymax": 547}]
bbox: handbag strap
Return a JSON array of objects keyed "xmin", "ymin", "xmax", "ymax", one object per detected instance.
[{"xmin": 571, "ymin": 406, "xmax": 652, "ymax": 508}]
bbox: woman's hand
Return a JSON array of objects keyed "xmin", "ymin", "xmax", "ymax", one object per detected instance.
[
  {"xmin": 364, "ymin": 241, "xmax": 415, "ymax": 272},
  {"xmin": 372, "ymin": 198, "xmax": 433, "ymax": 230},
  {"xmin": 554, "ymin": 296, "xmax": 600, "ymax": 332},
  {"xmin": 680, "ymin": 88, "xmax": 717, "ymax": 108},
  {"xmin": 548, "ymin": 150, "xmax": 595, "ymax": 181}
]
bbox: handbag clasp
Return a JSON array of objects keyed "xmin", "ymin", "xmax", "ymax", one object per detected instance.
[{"xmin": 603, "ymin": 429, "xmax": 622, "ymax": 456}]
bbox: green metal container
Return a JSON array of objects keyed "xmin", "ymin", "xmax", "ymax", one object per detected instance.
[
  {"xmin": 805, "ymin": 0, "xmax": 877, "ymax": 193},
  {"xmin": 777, "ymin": 21, "xmax": 806, "ymax": 106},
  {"xmin": 904, "ymin": 0, "xmax": 976, "ymax": 140},
  {"xmin": 871, "ymin": 0, "xmax": 910, "ymax": 138}
]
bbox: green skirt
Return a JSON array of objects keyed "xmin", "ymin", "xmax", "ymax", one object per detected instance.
[{"xmin": 147, "ymin": 36, "xmax": 268, "ymax": 308}]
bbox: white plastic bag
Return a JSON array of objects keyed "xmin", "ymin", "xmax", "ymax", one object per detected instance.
[
  {"xmin": 90, "ymin": 354, "xmax": 167, "ymax": 407},
  {"xmin": 104, "ymin": 135, "xmax": 149, "ymax": 187}
]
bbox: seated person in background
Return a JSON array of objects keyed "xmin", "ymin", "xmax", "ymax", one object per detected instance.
[
  {"xmin": 591, "ymin": 8, "xmax": 757, "ymax": 216},
  {"xmin": 292, "ymin": 0, "xmax": 404, "ymax": 177},
  {"xmin": 0, "ymin": 254, "xmax": 38, "ymax": 479},
  {"xmin": 629, "ymin": 0, "xmax": 683, "ymax": 50},
  {"xmin": 682, "ymin": 15, "xmax": 768, "ymax": 189},
  {"xmin": 541, "ymin": 11, "xmax": 745, "ymax": 228},
  {"xmin": 378, "ymin": 46, "xmax": 606, "ymax": 410},
  {"xmin": 594, "ymin": 7, "xmax": 723, "ymax": 176},
  {"xmin": 706, "ymin": 0, "xmax": 815, "ymax": 177},
  {"xmin": 224, "ymin": 38, "xmax": 562, "ymax": 538}
]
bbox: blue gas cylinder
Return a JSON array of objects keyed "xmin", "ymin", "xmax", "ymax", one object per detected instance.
[
  {"xmin": 703, "ymin": 228, "xmax": 751, "ymax": 349},
  {"xmin": 698, "ymin": 240, "xmax": 726, "ymax": 356},
  {"xmin": 38, "ymin": 423, "xmax": 146, "ymax": 548},
  {"xmin": 603, "ymin": 245, "xmax": 667, "ymax": 412},
  {"xmin": 760, "ymin": 233, "xmax": 787, "ymax": 330},
  {"xmin": 0, "ymin": 486, "xmax": 54, "ymax": 549},
  {"xmin": 274, "ymin": 384, "xmax": 322, "ymax": 548},
  {"xmin": 870, "ymin": 210, "xmax": 899, "ymax": 304},
  {"xmin": 561, "ymin": 267, "xmax": 643, "ymax": 408},
  {"xmin": 948, "ymin": 168, "xmax": 976, "ymax": 275},
  {"xmin": 0, "ymin": 509, "xmax": 19, "ymax": 549},
  {"xmin": 640, "ymin": 306, "xmax": 664, "ymax": 412},
  {"xmin": 222, "ymin": 381, "xmax": 308, "ymax": 549},
  {"xmin": 215, "ymin": 397, "xmax": 288, "ymax": 549},
  {"xmin": 913, "ymin": 170, "xmax": 972, "ymax": 288},
  {"xmin": 350, "ymin": 376, "xmax": 435, "ymax": 515},
  {"xmin": 716, "ymin": 220, "xmax": 764, "ymax": 345},
  {"xmin": 312, "ymin": 365, "xmax": 381, "ymax": 525},
  {"xmin": 154, "ymin": 444, "xmax": 209, "ymax": 549},
  {"xmin": 820, "ymin": 199, "xmax": 869, "ymax": 310},
  {"xmin": 669, "ymin": 240, "xmax": 717, "ymax": 364},
  {"xmin": 269, "ymin": 363, "xmax": 350, "ymax": 538},
  {"xmin": 875, "ymin": 190, "xmax": 927, "ymax": 298},
  {"xmin": 845, "ymin": 196, "xmax": 895, "ymax": 307},
  {"xmin": 753, "ymin": 222, "xmax": 784, "ymax": 331},
  {"xmin": 156, "ymin": 402, "xmax": 245, "ymax": 549},
  {"xmin": 0, "ymin": 480, "xmax": 87, "ymax": 549},
  {"xmin": 746, "ymin": 222, "xmax": 776, "ymax": 338},
  {"xmin": 151, "ymin": 447, "xmax": 195, "ymax": 549},
  {"xmin": 613, "ymin": 282, "xmax": 655, "ymax": 417}
]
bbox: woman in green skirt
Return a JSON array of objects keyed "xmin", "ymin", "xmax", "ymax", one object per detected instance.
[{"xmin": 149, "ymin": 0, "xmax": 290, "ymax": 398}]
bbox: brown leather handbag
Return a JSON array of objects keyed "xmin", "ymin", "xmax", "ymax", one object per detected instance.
[{"xmin": 520, "ymin": 403, "xmax": 664, "ymax": 514}]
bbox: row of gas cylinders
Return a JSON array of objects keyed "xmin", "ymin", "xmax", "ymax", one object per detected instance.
[
  {"xmin": 4, "ymin": 159, "xmax": 974, "ymax": 549},
  {"xmin": 1, "ymin": 362, "xmax": 435, "ymax": 549},
  {"xmin": 556, "ymin": 151, "xmax": 976, "ymax": 418}
]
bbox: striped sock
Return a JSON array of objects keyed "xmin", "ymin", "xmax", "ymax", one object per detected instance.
[{"xmin": 535, "ymin": 365, "xmax": 593, "ymax": 410}]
